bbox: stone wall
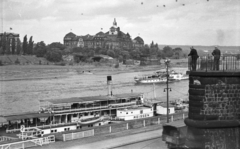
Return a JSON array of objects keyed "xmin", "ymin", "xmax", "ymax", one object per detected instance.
[
  {"xmin": 188, "ymin": 74, "xmax": 240, "ymax": 121},
  {"xmin": 186, "ymin": 126, "xmax": 240, "ymax": 149},
  {"xmin": 185, "ymin": 71, "xmax": 240, "ymax": 149}
]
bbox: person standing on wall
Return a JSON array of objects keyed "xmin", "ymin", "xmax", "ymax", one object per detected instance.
[
  {"xmin": 212, "ymin": 46, "xmax": 221, "ymax": 70},
  {"xmin": 188, "ymin": 46, "xmax": 199, "ymax": 71}
]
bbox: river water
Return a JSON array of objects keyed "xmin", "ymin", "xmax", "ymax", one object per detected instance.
[{"xmin": 0, "ymin": 67, "xmax": 188, "ymax": 115}]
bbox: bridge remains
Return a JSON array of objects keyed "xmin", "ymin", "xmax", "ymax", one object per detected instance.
[{"xmin": 185, "ymin": 55, "xmax": 240, "ymax": 148}]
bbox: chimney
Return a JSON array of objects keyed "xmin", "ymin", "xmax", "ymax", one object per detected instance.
[{"xmin": 107, "ymin": 76, "xmax": 112, "ymax": 96}]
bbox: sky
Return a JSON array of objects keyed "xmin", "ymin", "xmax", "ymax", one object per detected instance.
[{"xmin": 1, "ymin": 0, "xmax": 240, "ymax": 46}]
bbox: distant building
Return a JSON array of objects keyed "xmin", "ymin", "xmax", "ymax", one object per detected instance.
[
  {"xmin": 63, "ymin": 18, "xmax": 144, "ymax": 50},
  {"xmin": 63, "ymin": 32, "xmax": 84, "ymax": 48},
  {"xmin": 0, "ymin": 32, "xmax": 20, "ymax": 54}
]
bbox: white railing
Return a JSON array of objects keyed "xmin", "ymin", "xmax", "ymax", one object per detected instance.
[
  {"xmin": 63, "ymin": 129, "xmax": 94, "ymax": 141},
  {"xmin": 6, "ymin": 122, "xmax": 77, "ymax": 133},
  {"xmin": 0, "ymin": 135, "xmax": 55, "ymax": 149},
  {"xmin": 0, "ymin": 136, "xmax": 18, "ymax": 142}
]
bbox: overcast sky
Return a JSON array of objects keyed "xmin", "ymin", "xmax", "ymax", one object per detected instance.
[{"xmin": 1, "ymin": 0, "xmax": 240, "ymax": 46}]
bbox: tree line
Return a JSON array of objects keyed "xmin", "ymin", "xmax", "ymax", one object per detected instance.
[
  {"xmin": 1, "ymin": 35, "xmax": 184, "ymax": 63},
  {"xmin": 0, "ymin": 34, "xmax": 34, "ymax": 55}
]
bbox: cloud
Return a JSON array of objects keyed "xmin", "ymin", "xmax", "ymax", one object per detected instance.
[{"xmin": 1, "ymin": 0, "xmax": 240, "ymax": 46}]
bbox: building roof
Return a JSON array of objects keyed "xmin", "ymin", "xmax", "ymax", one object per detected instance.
[
  {"xmin": 41, "ymin": 93, "xmax": 142, "ymax": 105},
  {"xmin": 95, "ymin": 31, "xmax": 106, "ymax": 37},
  {"xmin": 64, "ymin": 32, "xmax": 76, "ymax": 38},
  {"xmin": 82, "ymin": 34, "xmax": 94, "ymax": 41},
  {"xmin": 1, "ymin": 113, "xmax": 50, "ymax": 122},
  {"xmin": 93, "ymin": 54, "xmax": 113, "ymax": 59},
  {"xmin": 0, "ymin": 32, "xmax": 19, "ymax": 37},
  {"xmin": 158, "ymin": 103, "xmax": 175, "ymax": 108},
  {"xmin": 134, "ymin": 36, "xmax": 144, "ymax": 44},
  {"xmin": 118, "ymin": 106, "xmax": 151, "ymax": 112}
]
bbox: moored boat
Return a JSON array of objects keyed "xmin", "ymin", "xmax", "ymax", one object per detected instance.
[{"xmin": 134, "ymin": 70, "xmax": 188, "ymax": 84}]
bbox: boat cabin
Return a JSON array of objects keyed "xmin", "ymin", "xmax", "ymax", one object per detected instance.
[
  {"xmin": 156, "ymin": 103, "xmax": 175, "ymax": 115},
  {"xmin": 116, "ymin": 106, "xmax": 153, "ymax": 121}
]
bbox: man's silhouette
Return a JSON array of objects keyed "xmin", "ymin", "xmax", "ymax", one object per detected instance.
[
  {"xmin": 188, "ymin": 47, "xmax": 199, "ymax": 71},
  {"xmin": 212, "ymin": 46, "xmax": 221, "ymax": 70}
]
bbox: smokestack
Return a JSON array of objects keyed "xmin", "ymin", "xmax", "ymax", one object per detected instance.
[{"xmin": 107, "ymin": 76, "xmax": 112, "ymax": 96}]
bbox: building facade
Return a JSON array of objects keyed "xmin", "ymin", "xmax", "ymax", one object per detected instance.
[
  {"xmin": 63, "ymin": 19, "xmax": 144, "ymax": 50},
  {"xmin": 0, "ymin": 32, "xmax": 20, "ymax": 54}
]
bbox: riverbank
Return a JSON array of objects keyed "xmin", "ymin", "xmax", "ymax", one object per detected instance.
[{"xmin": 0, "ymin": 58, "xmax": 188, "ymax": 81}]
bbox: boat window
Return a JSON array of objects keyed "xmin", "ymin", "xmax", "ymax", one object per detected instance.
[
  {"xmin": 126, "ymin": 112, "xmax": 128, "ymax": 114},
  {"xmin": 51, "ymin": 130, "xmax": 54, "ymax": 133}
]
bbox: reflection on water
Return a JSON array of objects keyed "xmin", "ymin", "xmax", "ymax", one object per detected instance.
[{"xmin": 0, "ymin": 68, "xmax": 188, "ymax": 115}]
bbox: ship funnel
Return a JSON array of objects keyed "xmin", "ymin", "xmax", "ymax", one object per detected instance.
[{"xmin": 107, "ymin": 76, "xmax": 112, "ymax": 96}]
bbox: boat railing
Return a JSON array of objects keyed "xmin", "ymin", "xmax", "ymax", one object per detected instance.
[
  {"xmin": 6, "ymin": 122, "xmax": 77, "ymax": 133},
  {"xmin": 52, "ymin": 105, "xmax": 109, "ymax": 113},
  {"xmin": 109, "ymin": 102, "xmax": 136, "ymax": 108},
  {"xmin": 51, "ymin": 102, "xmax": 137, "ymax": 114}
]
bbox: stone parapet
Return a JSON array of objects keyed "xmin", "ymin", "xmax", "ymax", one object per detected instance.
[
  {"xmin": 185, "ymin": 71, "xmax": 240, "ymax": 149},
  {"xmin": 188, "ymin": 72, "xmax": 240, "ymax": 122}
]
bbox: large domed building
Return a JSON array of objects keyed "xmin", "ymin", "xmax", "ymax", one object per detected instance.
[{"xmin": 63, "ymin": 19, "xmax": 144, "ymax": 50}]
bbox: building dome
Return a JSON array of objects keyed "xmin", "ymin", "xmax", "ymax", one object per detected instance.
[
  {"xmin": 134, "ymin": 36, "xmax": 144, "ymax": 44},
  {"xmin": 64, "ymin": 32, "xmax": 76, "ymax": 39}
]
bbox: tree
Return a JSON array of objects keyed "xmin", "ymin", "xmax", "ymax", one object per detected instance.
[
  {"xmin": 48, "ymin": 42, "xmax": 65, "ymax": 51},
  {"xmin": 28, "ymin": 36, "xmax": 34, "ymax": 55},
  {"xmin": 5, "ymin": 39, "xmax": 10, "ymax": 55},
  {"xmin": 45, "ymin": 49, "xmax": 62, "ymax": 62},
  {"xmin": 150, "ymin": 41, "xmax": 154, "ymax": 48},
  {"xmin": 34, "ymin": 41, "xmax": 47, "ymax": 57},
  {"xmin": 130, "ymin": 49, "xmax": 141, "ymax": 60},
  {"xmin": 12, "ymin": 38, "xmax": 16, "ymax": 54},
  {"xmin": 72, "ymin": 47, "xmax": 83, "ymax": 53},
  {"xmin": 1, "ymin": 33, "xmax": 7, "ymax": 54},
  {"xmin": 107, "ymin": 50, "xmax": 115, "ymax": 58},
  {"xmin": 22, "ymin": 35, "xmax": 28, "ymax": 55},
  {"xmin": 163, "ymin": 46, "xmax": 173, "ymax": 57},
  {"xmin": 16, "ymin": 38, "xmax": 22, "ymax": 55}
]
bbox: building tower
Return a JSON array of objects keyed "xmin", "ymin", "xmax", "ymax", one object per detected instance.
[
  {"xmin": 113, "ymin": 18, "xmax": 117, "ymax": 27},
  {"xmin": 109, "ymin": 18, "xmax": 118, "ymax": 35}
]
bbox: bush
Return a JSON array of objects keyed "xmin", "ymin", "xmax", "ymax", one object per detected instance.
[
  {"xmin": 114, "ymin": 62, "xmax": 119, "ymax": 68},
  {"xmin": 45, "ymin": 50, "xmax": 62, "ymax": 62},
  {"xmin": 55, "ymin": 61, "xmax": 66, "ymax": 66},
  {"xmin": 15, "ymin": 58, "xmax": 20, "ymax": 64}
]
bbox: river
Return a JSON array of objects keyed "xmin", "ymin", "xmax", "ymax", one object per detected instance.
[{"xmin": 0, "ymin": 67, "xmax": 188, "ymax": 115}]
